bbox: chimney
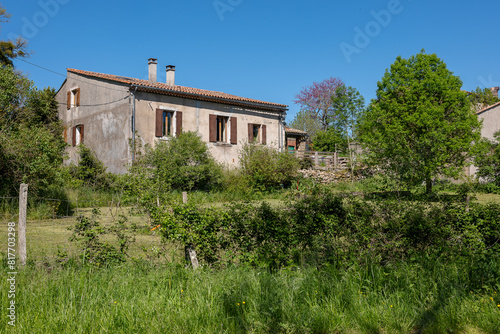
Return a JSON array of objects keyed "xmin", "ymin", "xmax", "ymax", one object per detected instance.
[
  {"xmin": 148, "ymin": 58, "xmax": 157, "ymax": 82},
  {"xmin": 166, "ymin": 65, "xmax": 176, "ymax": 86},
  {"xmin": 491, "ymin": 86, "xmax": 499, "ymax": 99}
]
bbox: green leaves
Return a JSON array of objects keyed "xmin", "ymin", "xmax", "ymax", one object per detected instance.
[{"xmin": 359, "ymin": 51, "xmax": 482, "ymax": 192}]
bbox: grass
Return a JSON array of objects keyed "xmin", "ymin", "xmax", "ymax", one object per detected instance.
[
  {"xmin": 0, "ymin": 206, "xmax": 165, "ymax": 263},
  {"xmin": 1, "ymin": 261, "xmax": 499, "ymax": 333},
  {"xmin": 1, "ymin": 182, "xmax": 500, "ymax": 333}
]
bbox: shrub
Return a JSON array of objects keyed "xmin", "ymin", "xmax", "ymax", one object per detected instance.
[
  {"xmin": 72, "ymin": 144, "xmax": 113, "ymax": 189},
  {"xmin": 239, "ymin": 143, "xmax": 299, "ymax": 191},
  {"xmin": 475, "ymin": 130, "xmax": 500, "ymax": 188},
  {"xmin": 128, "ymin": 131, "xmax": 223, "ymax": 207},
  {"xmin": 70, "ymin": 208, "xmax": 134, "ymax": 266}
]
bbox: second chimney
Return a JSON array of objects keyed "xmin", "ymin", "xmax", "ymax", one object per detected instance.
[
  {"xmin": 166, "ymin": 65, "xmax": 176, "ymax": 86},
  {"xmin": 148, "ymin": 58, "xmax": 157, "ymax": 82},
  {"xmin": 491, "ymin": 86, "xmax": 499, "ymax": 99}
]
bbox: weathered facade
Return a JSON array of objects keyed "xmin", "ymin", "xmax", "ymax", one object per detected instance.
[{"xmin": 56, "ymin": 59, "xmax": 288, "ymax": 174}]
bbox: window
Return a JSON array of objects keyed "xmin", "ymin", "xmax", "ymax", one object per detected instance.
[
  {"xmin": 162, "ymin": 111, "xmax": 174, "ymax": 136},
  {"xmin": 209, "ymin": 115, "xmax": 237, "ymax": 144},
  {"xmin": 155, "ymin": 109, "xmax": 182, "ymax": 137},
  {"xmin": 217, "ymin": 116, "xmax": 228, "ymax": 142},
  {"xmin": 248, "ymin": 123, "xmax": 266, "ymax": 144},
  {"xmin": 67, "ymin": 88, "xmax": 80, "ymax": 109},
  {"xmin": 72, "ymin": 124, "xmax": 84, "ymax": 146},
  {"xmin": 252, "ymin": 124, "xmax": 260, "ymax": 143}
]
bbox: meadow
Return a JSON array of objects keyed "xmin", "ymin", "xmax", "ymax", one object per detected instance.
[{"xmin": 1, "ymin": 184, "xmax": 500, "ymax": 333}]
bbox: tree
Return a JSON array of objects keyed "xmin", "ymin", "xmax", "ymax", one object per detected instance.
[
  {"xmin": 329, "ymin": 85, "xmax": 365, "ymax": 166},
  {"xmin": 468, "ymin": 87, "xmax": 500, "ymax": 112},
  {"xmin": 358, "ymin": 51, "xmax": 482, "ymax": 193},
  {"xmin": 475, "ymin": 131, "xmax": 500, "ymax": 188},
  {"xmin": 293, "ymin": 77, "xmax": 344, "ymax": 130},
  {"xmin": 0, "ymin": 5, "xmax": 29, "ymax": 67},
  {"xmin": 0, "ymin": 65, "xmax": 66, "ymax": 196},
  {"xmin": 312, "ymin": 128, "xmax": 346, "ymax": 152},
  {"xmin": 287, "ymin": 109, "xmax": 321, "ymax": 139}
]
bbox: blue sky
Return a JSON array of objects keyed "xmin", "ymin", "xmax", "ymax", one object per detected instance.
[{"xmin": 2, "ymin": 0, "xmax": 500, "ymax": 122}]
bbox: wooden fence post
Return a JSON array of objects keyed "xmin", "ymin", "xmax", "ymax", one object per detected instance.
[
  {"xmin": 182, "ymin": 192, "xmax": 199, "ymax": 269},
  {"xmin": 18, "ymin": 183, "xmax": 28, "ymax": 266},
  {"xmin": 334, "ymin": 151, "xmax": 338, "ymax": 172}
]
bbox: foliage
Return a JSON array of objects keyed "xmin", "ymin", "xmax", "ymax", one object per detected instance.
[
  {"xmin": 293, "ymin": 76, "xmax": 344, "ymax": 130},
  {"xmin": 70, "ymin": 208, "xmax": 133, "ymax": 265},
  {"xmin": 475, "ymin": 130, "xmax": 500, "ymax": 188},
  {"xmin": 69, "ymin": 144, "xmax": 113, "ymax": 189},
  {"xmin": 239, "ymin": 142, "xmax": 300, "ymax": 191},
  {"xmin": 153, "ymin": 183, "xmax": 500, "ymax": 273},
  {"xmin": 312, "ymin": 128, "xmax": 347, "ymax": 152},
  {"xmin": 287, "ymin": 109, "xmax": 321, "ymax": 139},
  {"xmin": 329, "ymin": 85, "xmax": 365, "ymax": 141},
  {"xmin": 468, "ymin": 86, "xmax": 500, "ymax": 112},
  {"xmin": 128, "ymin": 131, "xmax": 223, "ymax": 207},
  {"xmin": 0, "ymin": 66, "xmax": 66, "ymax": 196},
  {"xmin": 0, "ymin": 6, "xmax": 29, "ymax": 67},
  {"xmin": 358, "ymin": 51, "xmax": 482, "ymax": 193}
]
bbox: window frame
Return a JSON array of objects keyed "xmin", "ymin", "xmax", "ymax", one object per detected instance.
[{"xmin": 216, "ymin": 116, "xmax": 229, "ymax": 142}]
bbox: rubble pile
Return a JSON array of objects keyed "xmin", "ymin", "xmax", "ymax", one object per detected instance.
[{"xmin": 298, "ymin": 169, "xmax": 352, "ymax": 184}]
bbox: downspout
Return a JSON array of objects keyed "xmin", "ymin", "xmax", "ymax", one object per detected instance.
[
  {"xmin": 279, "ymin": 111, "xmax": 286, "ymax": 152},
  {"xmin": 131, "ymin": 86, "xmax": 137, "ymax": 162}
]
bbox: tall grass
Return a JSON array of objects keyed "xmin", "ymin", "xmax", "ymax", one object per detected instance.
[{"xmin": 1, "ymin": 260, "xmax": 499, "ymax": 333}]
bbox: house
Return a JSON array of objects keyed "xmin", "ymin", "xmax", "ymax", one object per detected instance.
[
  {"xmin": 56, "ymin": 58, "xmax": 288, "ymax": 174},
  {"xmin": 284, "ymin": 126, "xmax": 307, "ymax": 152}
]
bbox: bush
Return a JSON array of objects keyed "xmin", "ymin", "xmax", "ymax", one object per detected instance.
[
  {"xmin": 475, "ymin": 131, "xmax": 500, "ymax": 188},
  {"xmin": 70, "ymin": 144, "xmax": 114, "ymax": 189},
  {"xmin": 128, "ymin": 131, "xmax": 223, "ymax": 207},
  {"xmin": 239, "ymin": 143, "xmax": 299, "ymax": 191},
  {"xmin": 154, "ymin": 184, "xmax": 500, "ymax": 276}
]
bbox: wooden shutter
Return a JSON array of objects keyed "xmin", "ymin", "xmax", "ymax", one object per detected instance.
[
  {"xmin": 209, "ymin": 114, "xmax": 217, "ymax": 142},
  {"xmin": 230, "ymin": 117, "xmax": 237, "ymax": 144},
  {"xmin": 67, "ymin": 91, "xmax": 71, "ymax": 109},
  {"xmin": 248, "ymin": 123, "xmax": 253, "ymax": 143},
  {"xmin": 76, "ymin": 88, "xmax": 81, "ymax": 107},
  {"xmin": 262, "ymin": 125, "xmax": 267, "ymax": 144},
  {"xmin": 155, "ymin": 109, "xmax": 163, "ymax": 137},
  {"xmin": 72, "ymin": 126, "xmax": 76, "ymax": 146},
  {"xmin": 80, "ymin": 124, "xmax": 84, "ymax": 144},
  {"xmin": 63, "ymin": 128, "xmax": 67, "ymax": 143},
  {"xmin": 176, "ymin": 111, "xmax": 182, "ymax": 137}
]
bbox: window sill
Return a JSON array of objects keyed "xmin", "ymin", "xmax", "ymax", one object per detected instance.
[{"xmin": 213, "ymin": 142, "xmax": 233, "ymax": 147}]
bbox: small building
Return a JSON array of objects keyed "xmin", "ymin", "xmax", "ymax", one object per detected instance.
[
  {"xmin": 56, "ymin": 59, "xmax": 288, "ymax": 174},
  {"xmin": 284, "ymin": 126, "xmax": 307, "ymax": 152}
]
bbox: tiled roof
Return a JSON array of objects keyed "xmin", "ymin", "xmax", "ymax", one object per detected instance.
[
  {"xmin": 67, "ymin": 68, "xmax": 288, "ymax": 112},
  {"xmin": 476, "ymin": 101, "xmax": 500, "ymax": 115},
  {"xmin": 285, "ymin": 126, "xmax": 307, "ymax": 135}
]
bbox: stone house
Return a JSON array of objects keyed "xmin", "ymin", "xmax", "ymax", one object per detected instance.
[{"xmin": 56, "ymin": 59, "xmax": 288, "ymax": 174}]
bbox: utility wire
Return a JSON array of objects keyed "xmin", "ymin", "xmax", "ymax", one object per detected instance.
[
  {"xmin": 54, "ymin": 95, "xmax": 129, "ymax": 107},
  {"xmin": 16, "ymin": 58, "xmax": 134, "ymax": 93}
]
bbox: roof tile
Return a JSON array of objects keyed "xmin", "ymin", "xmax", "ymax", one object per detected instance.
[{"xmin": 67, "ymin": 68, "xmax": 288, "ymax": 111}]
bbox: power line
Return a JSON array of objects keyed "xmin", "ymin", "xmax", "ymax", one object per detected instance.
[
  {"xmin": 54, "ymin": 95, "xmax": 129, "ymax": 107},
  {"xmin": 15, "ymin": 58, "xmax": 132, "ymax": 93}
]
